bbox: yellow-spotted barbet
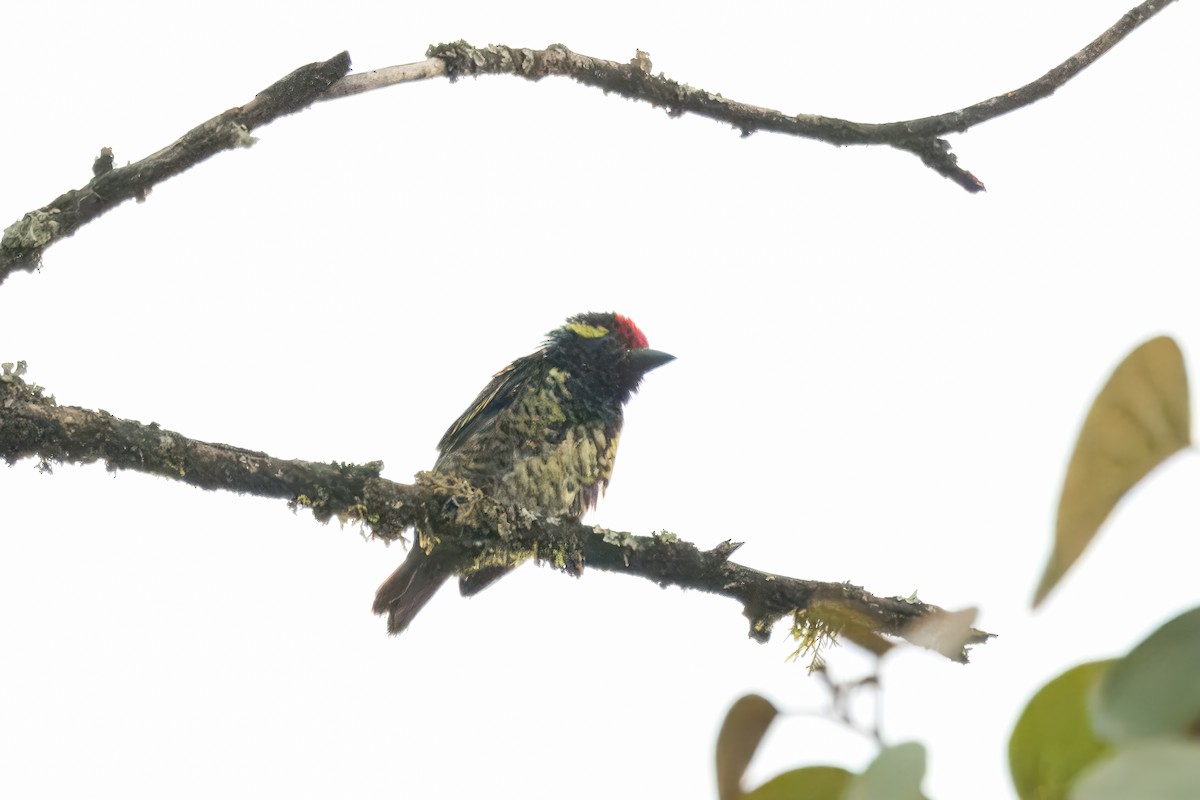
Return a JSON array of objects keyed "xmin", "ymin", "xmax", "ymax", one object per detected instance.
[{"xmin": 373, "ymin": 312, "xmax": 674, "ymax": 634}]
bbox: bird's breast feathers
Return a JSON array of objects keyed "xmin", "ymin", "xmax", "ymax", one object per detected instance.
[{"xmin": 497, "ymin": 424, "xmax": 619, "ymax": 517}]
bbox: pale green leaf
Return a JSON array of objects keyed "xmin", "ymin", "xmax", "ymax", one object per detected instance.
[
  {"xmin": 1034, "ymin": 337, "xmax": 1190, "ymax": 608},
  {"xmin": 1070, "ymin": 741, "xmax": 1200, "ymax": 800},
  {"xmin": 1092, "ymin": 606, "xmax": 1200, "ymax": 744},
  {"xmin": 902, "ymin": 606, "xmax": 978, "ymax": 662},
  {"xmin": 842, "ymin": 742, "xmax": 926, "ymax": 800}
]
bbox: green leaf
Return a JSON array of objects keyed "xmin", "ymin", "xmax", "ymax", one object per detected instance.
[
  {"xmin": 1034, "ymin": 336, "xmax": 1190, "ymax": 608},
  {"xmin": 743, "ymin": 766, "xmax": 853, "ymax": 800},
  {"xmin": 1009, "ymin": 660, "xmax": 1115, "ymax": 800},
  {"xmin": 842, "ymin": 742, "xmax": 926, "ymax": 800},
  {"xmin": 1092, "ymin": 606, "xmax": 1200, "ymax": 744},
  {"xmin": 715, "ymin": 694, "xmax": 778, "ymax": 800},
  {"xmin": 1070, "ymin": 741, "xmax": 1200, "ymax": 800}
]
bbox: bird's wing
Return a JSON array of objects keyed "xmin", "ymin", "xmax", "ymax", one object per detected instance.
[{"xmin": 435, "ymin": 349, "xmax": 547, "ymax": 460}]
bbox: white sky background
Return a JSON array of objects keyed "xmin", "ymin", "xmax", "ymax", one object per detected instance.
[{"xmin": 2, "ymin": 1, "xmax": 1198, "ymax": 798}]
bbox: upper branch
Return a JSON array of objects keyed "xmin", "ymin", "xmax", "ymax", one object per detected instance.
[
  {"xmin": 0, "ymin": 0, "xmax": 1178, "ymax": 279},
  {"xmin": 0, "ymin": 362, "xmax": 992, "ymax": 662},
  {"xmin": 0, "ymin": 52, "xmax": 352, "ymax": 280}
]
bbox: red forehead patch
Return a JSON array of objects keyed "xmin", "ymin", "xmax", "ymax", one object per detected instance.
[{"xmin": 613, "ymin": 314, "xmax": 649, "ymax": 349}]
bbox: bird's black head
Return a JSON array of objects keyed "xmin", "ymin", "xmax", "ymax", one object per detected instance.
[{"xmin": 546, "ymin": 312, "xmax": 675, "ymax": 404}]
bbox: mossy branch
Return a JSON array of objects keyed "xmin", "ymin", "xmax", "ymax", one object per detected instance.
[
  {"xmin": 1, "ymin": 0, "xmax": 1179, "ymax": 278},
  {"xmin": 0, "ymin": 362, "xmax": 992, "ymax": 662}
]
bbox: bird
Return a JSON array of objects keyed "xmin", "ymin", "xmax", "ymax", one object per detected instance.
[{"xmin": 373, "ymin": 311, "xmax": 674, "ymax": 634}]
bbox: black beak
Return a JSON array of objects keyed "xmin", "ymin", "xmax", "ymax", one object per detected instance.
[{"xmin": 627, "ymin": 348, "xmax": 676, "ymax": 376}]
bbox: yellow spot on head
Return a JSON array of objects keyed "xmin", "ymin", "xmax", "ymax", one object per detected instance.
[{"xmin": 565, "ymin": 322, "xmax": 609, "ymax": 339}]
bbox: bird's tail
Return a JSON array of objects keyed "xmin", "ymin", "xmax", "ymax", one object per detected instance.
[{"xmin": 372, "ymin": 546, "xmax": 447, "ymax": 635}]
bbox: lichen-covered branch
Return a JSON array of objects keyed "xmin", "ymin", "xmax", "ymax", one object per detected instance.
[
  {"xmin": 423, "ymin": 0, "xmax": 1176, "ymax": 190},
  {"xmin": 0, "ymin": 360, "xmax": 382, "ymax": 511},
  {"xmin": 0, "ymin": 362, "xmax": 992, "ymax": 662},
  {"xmin": 0, "ymin": 0, "xmax": 1178, "ymax": 279},
  {"xmin": 420, "ymin": 41, "xmax": 987, "ymax": 191}
]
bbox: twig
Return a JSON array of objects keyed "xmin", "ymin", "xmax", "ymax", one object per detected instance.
[
  {"xmin": 0, "ymin": 0, "xmax": 1178, "ymax": 279},
  {"xmin": 0, "ymin": 362, "xmax": 992, "ymax": 662},
  {"xmin": 320, "ymin": 59, "xmax": 446, "ymax": 99},
  {"xmin": 895, "ymin": 0, "xmax": 1179, "ymax": 138}
]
